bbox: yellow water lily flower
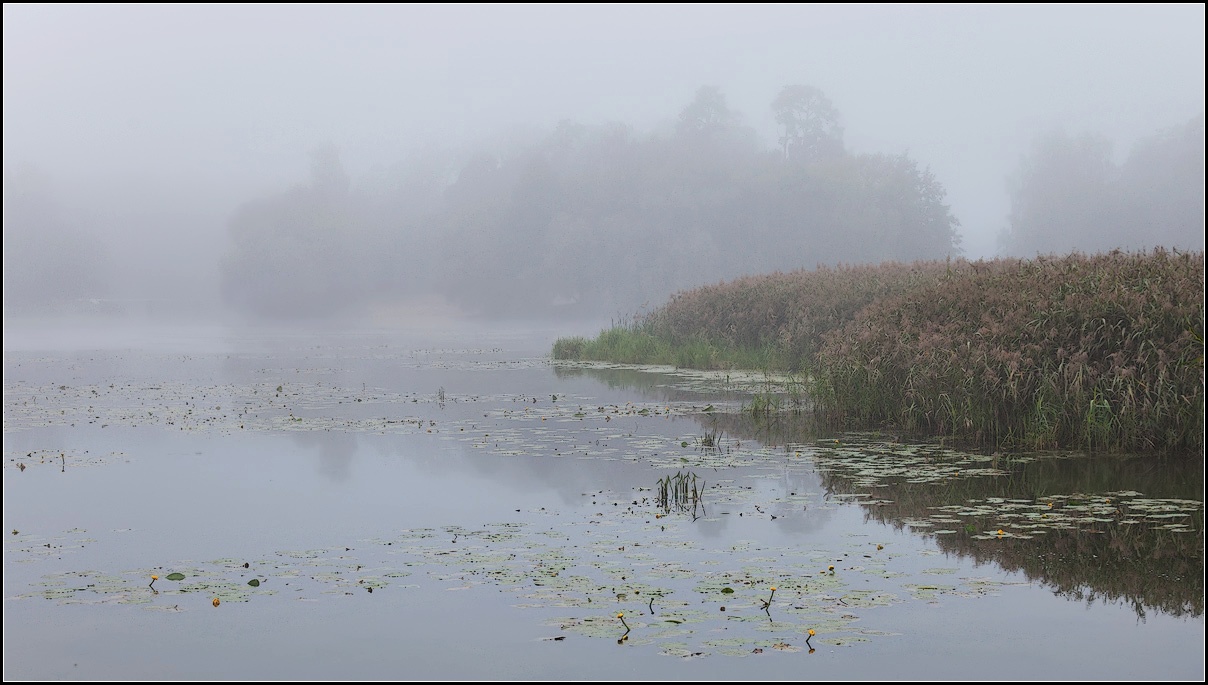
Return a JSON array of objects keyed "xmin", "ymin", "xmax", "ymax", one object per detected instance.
[
  {"xmin": 617, "ymin": 612, "xmax": 630, "ymax": 630},
  {"xmin": 808, "ymin": 629, "xmax": 816, "ymax": 636},
  {"xmin": 762, "ymin": 586, "xmax": 778, "ymax": 607},
  {"xmin": 212, "ymin": 597, "xmax": 221, "ymax": 607}
]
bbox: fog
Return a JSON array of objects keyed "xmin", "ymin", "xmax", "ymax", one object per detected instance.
[{"xmin": 3, "ymin": 4, "xmax": 1204, "ymax": 323}]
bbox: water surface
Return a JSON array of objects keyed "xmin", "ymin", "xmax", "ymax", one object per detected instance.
[{"xmin": 3, "ymin": 324, "xmax": 1203, "ymax": 679}]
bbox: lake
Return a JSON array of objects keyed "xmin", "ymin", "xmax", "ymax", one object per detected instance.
[{"xmin": 3, "ymin": 322, "xmax": 1203, "ymax": 680}]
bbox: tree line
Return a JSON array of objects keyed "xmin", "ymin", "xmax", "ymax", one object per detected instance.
[
  {"xmin": 4, "ymin": 89, "xmax": 1200, "ymax": 320},
  {"xmin": 220, "ymin": 85, "xmax": 963, "ymax": 319},
  {"xmin": 1000, "ymin": 114, "xmax": 1204, "ymax": 257}
]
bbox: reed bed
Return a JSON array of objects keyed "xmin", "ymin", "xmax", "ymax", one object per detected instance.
[
  {"xmin": 641, "ymin": 262, "xmax": 946, "ymax": 372},
  {"xmin": 813, "ymin": 249, "xmax": 1204, "ymax": 452},
  {"xmin": 553, "ymin": 249, "xmax": 1204, "ymax": 453}
]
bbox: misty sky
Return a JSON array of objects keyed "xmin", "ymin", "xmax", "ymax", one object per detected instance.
[{"xmin": 4, "ymin": 4, "xmax": 1205, "ymax": 267}]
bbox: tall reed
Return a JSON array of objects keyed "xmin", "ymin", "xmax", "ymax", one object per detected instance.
[
  {"xmin": 811, "ymin": 249, "xmax": 1203, "ymax": 453},
  {"xmin": 553, "ymin": 249, "xmax": 1204, "ymax": 453}
]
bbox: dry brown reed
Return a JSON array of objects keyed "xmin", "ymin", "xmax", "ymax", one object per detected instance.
[
  {"xmin": 557, "ymin": 249, "xmax": 1204, "ymax": 453},
  {"xmin": 812, "ymin": 249, "xmax": 1203, "ymax": 453},
  {"xmin": 641, "ymin": 261, "xmax": 945, "ymax": 371}
]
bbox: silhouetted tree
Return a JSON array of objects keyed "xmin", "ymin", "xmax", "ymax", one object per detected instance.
[
  {"xmin": 999, "ymin": 117, "xmax": 1205, "ymax": 256},
  {"xmin": 772, "ymin": 84, "xmax": 844, "ymax": 161},
  {"xmin": 855, "ymin": 152, "xmax": 962, "ymax": 260},
  {"xmin": 219, "ymin": 90, "xmax": 965, "ymax": 319},
  {"xmin": 676, "ymin": 86, "xmax": 738, "ymax": 138},
  {"xmin": 2, "ymin": 166, "xmax": 109, "ymax": 313},
  {"xmin": 1114, "ymin": 114, "xmax": 1205, "ymax": 251},
  {"xmin": 221, "ymin": 147, "xmax": 376, "ymax": 318},
  {"xmin": 999, "ymin": 130, "xmax": 1116, "ymax": 256}
]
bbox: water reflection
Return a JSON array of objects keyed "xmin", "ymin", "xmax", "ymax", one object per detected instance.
[
  {"xmin": 710, "ymin": 411, "xmax": 1204, "ymax": 620},
  {"xmin": 5, "ymin": 333, "xmax": 1202, "ymax": 679},
  {"xmin": 563, "ymin": 362, "xmax": 1204, "ymax": 620},
  {"xmin": 290, "ymin": 430, "xmax": 357, "ymax": 483},
  {"xmin": 552, "ymin": 363, "xmax": 752, "ymax": 404},
  {"xmin": 654, "ymin": 470, "xmax": 706, "ymax": 519}
]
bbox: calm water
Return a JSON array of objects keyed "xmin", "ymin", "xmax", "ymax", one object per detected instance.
[{"xmin": 3, "ymin": 322, "xmax": 1204, "ymax": 680}]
